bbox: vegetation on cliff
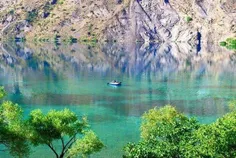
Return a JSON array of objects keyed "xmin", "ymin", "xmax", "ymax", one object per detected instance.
[{"xmin": 220, "ymin": 38, "xmax": 236, "ymax": 51}]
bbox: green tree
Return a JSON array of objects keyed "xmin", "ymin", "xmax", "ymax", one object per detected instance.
[
  {"xmin": 27, "ymin": 109, "xmax": 104, "ymax": 158},
  {"xmin": 26, "ymin": 10, "xmax": 38, "ymax": 23},
  {"xmin": 0, "ymin": 87, "xmax": 103, "ymax": 157},
  {"xmin": 0, "ymin": 87, "xmax": 30, "ymax": 157},
  {"xmin": 124, "ymin": 105, "xmax": 199, "ymax": 158},
  {"xmin": 68, "ymin": 130, "xmax": 105, "ymax": 158},
  {"xmin": 184, "ymin": 110, "xmax": 236, "ymax": 157},
  {"xmin": 124, "ymin": 105, "xmax": 236, "ymax": 158},
  {"xmin": 0, "ymin": 86, "xmax": 6, "ymax": 99}
]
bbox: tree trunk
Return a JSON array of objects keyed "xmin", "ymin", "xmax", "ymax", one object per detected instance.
[{"xmin": 59, "ymin": 153, "xmax": 64, "ymax": 158}]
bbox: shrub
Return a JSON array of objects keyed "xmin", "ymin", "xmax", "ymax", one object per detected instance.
[
  {"xmin": 220, "ymin": 38, "xmax": 236, "ymax": 50},
  {"xmin": 9, "ymin": 9, "xmax": 15, "ymax": 15},
  {"xmin": 220, "ymin": 41, "xmax": 227, "ymax": 46},
  {"xmin": 68, "ymin": 36, "xmax": 78, "ymax": 44},
  {"xmin": 26, "ymin": 10, "xmax": 38, "ymax": 23},
  {"xmin": 186, "ymin": 16, "xmax": 193, "ymax": 23},
  {"xmin": 124, "ymin": 105, "xmax": 236, "ymax": 158}
]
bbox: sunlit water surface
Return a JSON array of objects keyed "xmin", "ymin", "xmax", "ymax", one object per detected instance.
[{"xmin": 0, "ymin": 42, "xmax": 236, "ymax": 157}]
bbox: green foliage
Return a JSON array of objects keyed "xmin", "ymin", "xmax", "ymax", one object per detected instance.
[
  {"xmin": 53, "ymin": 34, "xmax": 60, "ymax": 41},
  {"xmin": 214, "ymin": 111, "xmax": 236, "ymax": 157},
  {"xmin": 184, "ymin": 111, "xmax": 236, "ymax": 157},
  {"xmin": 186, "ymin": 16, "xmax": 193, "ymax": 23},
  {"xmin": 58, "ymin": 0, "xmax": 65, "ymax": 5},
  {"xmin": 38, "ymin": 38, "xmax": 49, "ymax": 42},
  {"xmin": 229, "ymin": 100, "xmax": 236, "ymax": 111},
  {"xmin": 0, "ymin": 86, "xmax": 6, "ymax": 99},
  {"xmin": 9, "ymin": 9, "xmax": 15, "ymax": 15},
  {"xmin": 124, "ymin": 106, "xmax": 199, "ymax": 157},
  {"xmin": 68, "ymin": 36, "xmax": 78, "ymax": 44},
  {"xmin": 0, "ymin": 93, "xmax": 30, "ymax": 158},
  {"xmin": 0, "ymin": 101, "xmax": 23, "ymax": 122},
  {"xmin": 78, "ymin": 23, "xmax": 99, "ymax": 44},
  {"xmin": 220, "ymin": 41, "xmax": 227, "ymax": 46},
  {"xmin": 88, "ymin": 24, "xmax": 93, "ymax": 32},
  {"xmin": 124, "ymin": 105, "xmax": 236, "ymax": 158},
  {"xmin": 0, "ymin": 87, "xmax": 103, "ymax": 158},
  {"xmin": 26, "ymin": 10, "xmax": 38, "ymax": 23},
  {"xmin": 123, "ymin": 141, "xmax": 156, "ymax": 158},
  {"xmin": 28, "ymin": 109, "xmax": 87, "ymax": 144},
  {"xmin": 140, "ymin": 105, "xmax": 199, "ymax": 140},
  {"xmin": 220, "ymin": 38, "xmax": 236, "ymax": 50},
  {"xmin": 79, "ymin": 37, "xmax": 98, "ymax": 46},
  {"xmin": 68, "ymin": 130, "xmax": 104, "ymax": 158},
  {"xmin": 27, "ymin": 109, "xmax": 104, "ymax": 158}
]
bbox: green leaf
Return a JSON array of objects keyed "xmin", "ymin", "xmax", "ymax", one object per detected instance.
[{"xmin": 68, "ymin": 130, "xmax": 104, "ymax": 158}]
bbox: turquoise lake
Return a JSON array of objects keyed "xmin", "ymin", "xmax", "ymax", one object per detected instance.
[{"xmin": 0, "ymin": 42, "xmax": 236, "ymax": 157}]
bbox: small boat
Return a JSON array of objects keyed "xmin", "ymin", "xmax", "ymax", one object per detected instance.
[{"xmin": 107, "ymin": 81, "xmax": 122, "ymax": 86}]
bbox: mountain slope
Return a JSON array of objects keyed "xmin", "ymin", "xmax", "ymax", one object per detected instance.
[{"xmin": 0, "ymin": 0, "xmax": 235, "ymax": 47}]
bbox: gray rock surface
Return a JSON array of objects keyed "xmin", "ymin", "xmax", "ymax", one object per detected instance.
[{"xmin": 0, "ymin": 0, "xmax": 235, "ymax": 50}]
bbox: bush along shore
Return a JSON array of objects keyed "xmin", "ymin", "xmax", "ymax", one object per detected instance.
[{"xmin": 220, "ymin": 38, "xmax": 236, "ymax": 51}]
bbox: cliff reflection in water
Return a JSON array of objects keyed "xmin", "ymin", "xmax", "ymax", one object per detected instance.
[{"xmin": 0, "ymin": 42, "xmax": 236, "ymax": 120}]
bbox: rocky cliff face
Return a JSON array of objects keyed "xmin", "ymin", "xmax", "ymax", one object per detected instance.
[{"xmin": 0, "ymin": 0, "xmax": 235, "ymax": 48}]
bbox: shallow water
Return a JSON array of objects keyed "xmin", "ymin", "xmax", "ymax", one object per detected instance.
[{"xmin": 0, "ymin": 42, "xmax": 236, "ymax": 157}]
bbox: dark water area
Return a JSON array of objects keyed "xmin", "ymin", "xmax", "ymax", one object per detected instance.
[{"xmin": 0, "ymin": 42, "xmax": 236, "ymax": 157}]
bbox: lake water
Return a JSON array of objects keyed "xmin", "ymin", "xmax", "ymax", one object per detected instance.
[{"xmin": 0, "ymin": 42, "xmax": 236, "ymax": 157}]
